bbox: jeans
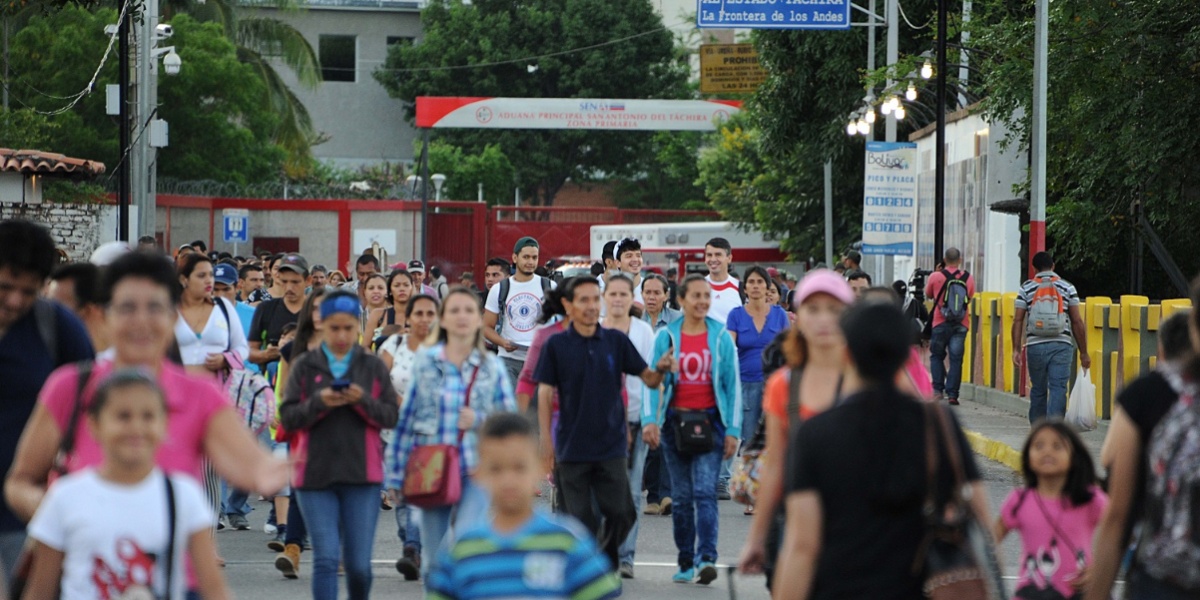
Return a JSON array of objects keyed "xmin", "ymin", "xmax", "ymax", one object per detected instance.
[
  {"xmin": 661, "ymin": 425, "xmax": 722, "ymax": 569},
  {"xmin": 296, "ymin": 484, "xmax": 382, "ymax": 600},
  {"xmin": 930, "ymin": 323, "xmax": 969, "ymax": 399},
  {"xmin": 0, "ymin": 529, "xmax": 26, "ymax": 585},
  {"xmin": 1027, "ymin": 342, "xmax": 1073, "ymax": 423},
  {"xmin": 741, "ymin": 381, "xmax": 765, "ymax": 445},
  {"xmin": 221, "ymin": 481, "xmax": 252, "ymax": 517},
  {"xmin": 284, "ymin": 497, "xmax": 307, "ymax": 546},
  {"xmin": 619, "ymin": 426, "xmax": 651, "ymax": 566},
  {"xmin": 393, "ymin": 502, "xmax": 422, "ymax": 552},
  {"xmin": 557, "ymin": 456, "xmax": 636, "ymax": 570},
  {"xmin": 501, "ymin": 356, "xmax": 535, "ymax": 420},
  {"xmin": 643, "ymin": 444, "xmax": 672, "ymax": 504},
  {"xmin": 418, "ymin": 476, "xmax": 490, "ymax": 576}
]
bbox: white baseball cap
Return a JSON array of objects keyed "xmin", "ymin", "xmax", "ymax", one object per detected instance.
[{"xmin": 90, "ymin": 241, "xmax": 132, "ymax": 266}]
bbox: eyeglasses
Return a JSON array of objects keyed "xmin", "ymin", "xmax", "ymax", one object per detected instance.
[{"xmin": 109, "ymin": 301, "xmax": 173, "ymax": 318}]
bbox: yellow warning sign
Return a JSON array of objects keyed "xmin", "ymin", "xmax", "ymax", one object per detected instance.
[{"xmin": 699, "ymin": 44, "xmax": 767, "ymax": 94}]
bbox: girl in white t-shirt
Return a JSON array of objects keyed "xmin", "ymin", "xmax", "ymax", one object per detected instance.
[{"xmin": 23, "ymin": 370, "xmax": 227, "ymax": 600}]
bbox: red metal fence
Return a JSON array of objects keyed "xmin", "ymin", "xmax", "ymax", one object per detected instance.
[{"xmin": 157, "ymin": 195, "xmax": 718, "ymax": 279}]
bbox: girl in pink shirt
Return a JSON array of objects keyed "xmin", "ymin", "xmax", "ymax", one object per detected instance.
[{"xmin": 994, "ymin": 420, "xmax": 1107, "ymax": 600}]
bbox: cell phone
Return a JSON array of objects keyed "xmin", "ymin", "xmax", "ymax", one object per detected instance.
[{"xmin": 331, "ymin": 378, "xmax": 352, "ymax": 392}]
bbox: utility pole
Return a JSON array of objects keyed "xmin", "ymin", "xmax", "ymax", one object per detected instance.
[
  {"xmin": 117, "ymin": 4, "xmax": 131, "ymax": 242},
  {"xmin": 1030, "ymin": 0, "xmax": 1048, "ymax": 277},
  {"xmin": 884, "ymin": 0, "xmax": 898, "ymax": 285},
  {"xmin": 933, "ymin": 0, "xmax": 948, "ymax": 266}
]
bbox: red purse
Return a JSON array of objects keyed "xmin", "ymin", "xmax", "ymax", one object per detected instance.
[{"xmin": 403, "ymin": 365, "xmax": 479, "ymax": 508}]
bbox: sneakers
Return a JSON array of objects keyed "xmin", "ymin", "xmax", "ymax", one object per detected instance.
[
  {"xmin": 217, "ymin": 516, "xmax": 228, "ymax": 531},
  {"xmin": 948, "ymin": 397, "xmax": 960, "ymax": 406},
  {"xmin": 267, "ymin": 527, "xmax": 287, "ymax": 552},
  {"xmin": 933, "ymin": 392, "xmax": 944, "ymax": 403},
  {"xmin": 717, "ymin": 482, "xmax": 731, "ymax": 501},
  {"xmin": 672, "ymin": 568, "xmax": 695, "ymax": 584},
  {"xmin": 642, "ymin": 502, "xmax": 661, "ymax": 515},
  {"xmin": 619, "ymin": 562, "xmax": 634, "ymax": 579},
  {"xmin": 228, "ymin": 514, "xmax": 251, "ymax": 531},
  {"xmin": 263, "ymin": 522, "xmax": 278, "ymax": 535},
  {"xmin": 275, "ymin": 544, "xmax": 301, "ymax": 579},
  {"xmin": 696, "ymin": 562, "xmax": 718, "ymax": 585},
  {"xmin": 395, "ymin": 547, "xmax": 421, "ymax": 581}
]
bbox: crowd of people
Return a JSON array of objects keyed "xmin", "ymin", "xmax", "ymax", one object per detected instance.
[{"xmin": 0, "ymin": 219, "xmax": 1197, "ymax": 600}]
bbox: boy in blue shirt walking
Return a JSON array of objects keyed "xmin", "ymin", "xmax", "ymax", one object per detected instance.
[{"xmin": 426, "ymin": 413, "xmax": 620, "ymax": 600}]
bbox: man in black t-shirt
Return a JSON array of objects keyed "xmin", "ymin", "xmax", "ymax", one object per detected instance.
[{"xmin": 249, "ymin": 253, "xmax": 309, "ymax": 381}]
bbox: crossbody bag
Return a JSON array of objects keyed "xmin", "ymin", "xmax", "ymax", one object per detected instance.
[{"xmin": 403, "ymin": 364, "xmax": 481, "ymax": 508}]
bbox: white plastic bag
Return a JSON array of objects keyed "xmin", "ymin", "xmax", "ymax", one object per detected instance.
[{"xmin": 1066, "ymin": 368, "xmax": 1098, "ymax": 431}]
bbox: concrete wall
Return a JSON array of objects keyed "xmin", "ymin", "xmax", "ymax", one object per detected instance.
[
  {"xmin": 348, "ymin": 210, "xmax": 421, "ymax": 267},
  {"xmin": 243, "ymin": 6, "xmax": 423, "ymax": 167}
]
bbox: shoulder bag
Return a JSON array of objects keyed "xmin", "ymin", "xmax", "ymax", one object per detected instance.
[
  {"xmin": 731, "ymin": 368, "xmax": 802, "ymax": 506},
  {"xmin": 915, "ymin": 404, "xmax": 1007, "ymax": 600},
  {"xmin": 402, "ymin": 363, "xmax": 481, "ymax": 508}
]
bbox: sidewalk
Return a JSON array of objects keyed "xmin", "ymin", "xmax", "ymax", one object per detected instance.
[{"xmin": 953, "ymin": 383, "xmax": 1109, "ymax": 473}]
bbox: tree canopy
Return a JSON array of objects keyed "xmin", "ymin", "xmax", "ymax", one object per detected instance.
[
  {"xmin": 374, "ymin": 0, "xmax": 690, "ymax": 207},
  {"xmin": 7, "ymin": 7, "xmax": 286, "ymax": 183}
]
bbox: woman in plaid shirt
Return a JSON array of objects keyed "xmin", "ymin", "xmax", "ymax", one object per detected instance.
[{"xmin": 384, "ymin": 287, "xmax": 517, "ymax": 575}]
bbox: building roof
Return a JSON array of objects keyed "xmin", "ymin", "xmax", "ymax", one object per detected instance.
[{"xmin": 0, "ymin": 148, "xmax": 106, "ymax": 181}]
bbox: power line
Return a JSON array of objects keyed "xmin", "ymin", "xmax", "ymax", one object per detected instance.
[
  {"xmin": 370, "ymin": 19, "xmax": 689, "ymax": 74},
  {"xmin": 897, "ymin": 0, "xmax": 931, "ymax": 30}
]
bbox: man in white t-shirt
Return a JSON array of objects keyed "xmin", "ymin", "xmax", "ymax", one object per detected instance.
[
  {"xmin": 614, "ymin": 237, "xmax": 646, "ymax": 310},
  {"xmin": 703, "ymin": 237, "xmax": 741, "ymax": 324},
  {"xmin": 484, "ymin": 236, "xmax": 557, "ymax": 394}
]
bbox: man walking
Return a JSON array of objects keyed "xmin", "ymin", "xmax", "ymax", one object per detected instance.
[
  {"xmin": 1013, "ymin": 252, "xmax": 1090, "ymax": 423},
  {"xmin": 924, "ymin": 248, "xmax": 975, "ymax": 405},
  {"xmin": 406, "ymin": 260, "xmax": 439, "ymax": 298},
  {"xmin": 484, "ymin": 237, "xmax": 555, "ymax": 400},
  {"xmin": 534, "ymin": 276, "xmax": 674, "ymax": 572},
  {"xmin": 703, "ymin": 238, "xmax": 740, "ymax": 325},
  {"xmin": 0, "ymin": 220, "xmax": 94, "ymax": 582}
]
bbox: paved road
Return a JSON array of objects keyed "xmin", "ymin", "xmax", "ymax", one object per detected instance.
[{"xmin": 217, "ymin": 454, "xmax": 1037, "ymax": 600}]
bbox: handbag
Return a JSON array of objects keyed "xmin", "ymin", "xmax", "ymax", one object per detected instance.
[
  {"xmin": 673, "ymin": 410, "xmax": 714, "ymax": 455},
  {"xmin": 731, "ymin": 368, "xmax": 803, "ymax": 506},
  {"xmin": 402, "ymin": 364, "xmax": 481, "ymax": 509},
  {"xmin": 915, "ymin": 404, "xmax": 1007, "ymax": 600}
]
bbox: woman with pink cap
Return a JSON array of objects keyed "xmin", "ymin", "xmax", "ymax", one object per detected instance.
[{"xmin": 736, "ymin": 269, "xmax": 854, "ymax": 590}]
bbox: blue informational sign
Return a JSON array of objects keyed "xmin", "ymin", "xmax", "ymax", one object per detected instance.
[
  {"xmin": 697, "ymin": 0, "xmax": 851, "ymax": 30},
  {"xmin": 223, "ymin": 210, "xmax": 249, "ymax": 244},
  {"xmin": 862, "ymin": 141, "xmax": 917, "ymax": 256}
]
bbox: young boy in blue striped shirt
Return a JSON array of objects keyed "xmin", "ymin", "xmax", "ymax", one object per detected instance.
[{"xmin": 426, "ymin": 413, "xmax": 621, "ymax": 600}]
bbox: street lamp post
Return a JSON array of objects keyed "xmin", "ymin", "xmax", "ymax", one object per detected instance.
[{"xmin": 934, "ymin": 0, "xmax": 948, "ymax": 266}]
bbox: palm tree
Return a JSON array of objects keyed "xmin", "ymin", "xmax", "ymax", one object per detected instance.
[{"xmin": 164, "ymin": 0, "xmax": 321, "ymax": 175}]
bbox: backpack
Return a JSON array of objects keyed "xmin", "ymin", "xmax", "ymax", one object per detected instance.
[
  {"xmin": 932, "ymin": 269, "xmax": 971, "ymax": 326},
  {"xmin": 1136, "ymin": 389, "xmax": 1200, "ymax": 591},
  {"xmin": 1027, "ymin": 276, "xmax": 1068, "ymax": 338},
  {"xmin": 225, "ymin": 369, "xmax": 275, "ymax": 435},
  {"xmin": 495, "ymin": 276, "xmax": 553, "ymax": 332}
]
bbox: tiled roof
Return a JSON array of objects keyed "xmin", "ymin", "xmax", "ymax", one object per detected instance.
[{"xmin": 0, "ymin": 148, "xmax": 106, "ymax": 180}]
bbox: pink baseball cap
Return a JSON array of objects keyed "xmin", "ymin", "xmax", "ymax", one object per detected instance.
[{"xmin": 793, "ymin": 269, "xmax": 855, "ymax": 307}]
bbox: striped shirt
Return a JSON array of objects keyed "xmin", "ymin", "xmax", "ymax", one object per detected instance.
[
  {"xmin": 426, "ymin": 511, "xmax": 620, "ymax": 600},
  {"xmin": 1015, "ymin": 271, "xmax": 1080, "ymax": 346}
]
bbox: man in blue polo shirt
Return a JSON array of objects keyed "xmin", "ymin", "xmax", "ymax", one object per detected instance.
[
  {"xmin": 0, "ymin": 220, "xmax": 94, "ymax": 582},
  {"xmin": 535, "ymin": 275, "xmax": 675, "ymax": 571}
]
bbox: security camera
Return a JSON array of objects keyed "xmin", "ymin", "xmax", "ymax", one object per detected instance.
[
  {"xmin": 155, "ymin": 24, "xmax": 173, "ymax": 38},
  {"xmin": 163, "ymin": 49, "xmax": 182, "ymax": 75}
]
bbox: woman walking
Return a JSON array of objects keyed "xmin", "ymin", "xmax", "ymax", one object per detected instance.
[
  {"xmin": 378, "ymin": 293, "xmax": 439, "ymax": 580},
  {"xmin": 279, "ymin": 290, "xmax": 400, "ymax": 600},
  {"xmin": 736, "ymin": 269, "xmax": 854, "ymax": 589},
  {"xmin": 385, "ymin": 288, "xmax": 517, "ymax": 573},
  {"xmin": 772, "ymin": 301, "xmax": 990, "ymax": 600},
  {"xmin": 367, "ymin": 270, "xmax": 415, "ymax": 348},
  {"xmin": 725, "ymin": 266, "xmax": 790, "ymax": 467},
  {"xmin": 644, "ymin": 275, "xmax": 742, "ymax": 586},
  {"xmin": 360, "ymin": 273, "xmax": 388, "ymax": 341}
]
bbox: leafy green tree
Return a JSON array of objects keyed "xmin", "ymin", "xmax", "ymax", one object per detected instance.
[
  {"xmin": 610, "ymin": 130, "xmax": 707, "ymax": 209},
  {"xmin": 374, "ymin": 0, "xmax": 689, "ymax": 207},
  {"xmin": 422, "ymin": 140, "xmax": 516, "ymax": 205},
  {"xmin": 966, "ymin": 0, "xmax": 1200, "ymax": 298},
  {"xmin": 9, "ymin": 6, "xmax": 285, "ymax": 183},
  {"xmin": 0, "ymin": 108, "xmax": 55, "ymax": 147}
]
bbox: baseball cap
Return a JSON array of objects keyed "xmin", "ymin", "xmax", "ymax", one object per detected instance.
[
  {"xmin": 277, "ymin": 253, "xmax": 309, "ymax": 275},
  {"xmin": 90, "ymin": 241, "xmax": 131, "ymax": 266},
  {"xmin": 513, "ymin": 236, "xmax": 539, "ymax": 255},
  {"xmin": 213, "ymin": 263, "xmax": 238, "ymax": 286},
  {"xmin": 793, "ymin": 269, "xmax": 855, "ymax": 308},
  {"xmin": 767, "ymin": 267, "xmax": 780, "ymax": 278},
  {"xmin": 407, "ymin": 260, "xmax": 425, "ymax": 273}
]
